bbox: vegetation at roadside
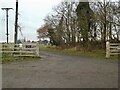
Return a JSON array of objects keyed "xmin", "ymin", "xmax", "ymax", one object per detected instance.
[
  {"xmin": 40, "ymin": 45, "xmax": 118, "ymax": 60},
  {"xmin": 1, "ymin": 53, "xmax": 41, "ymax": 64},
  {"xmin": 37, "ymin": 1, "xmax": 119, "ymax": 52},
  {"xmin": 37, "ymin": 1, "xmax": 119, "ymax": 61}
]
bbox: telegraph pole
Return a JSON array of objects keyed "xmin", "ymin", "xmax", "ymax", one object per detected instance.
[
  {"xmin": 1, "ymin": 8, "xmax": 13, "ymax": 44},
  {"xmin": 14, "ymin": 0, "xmax": 18, "ymax": 44}
]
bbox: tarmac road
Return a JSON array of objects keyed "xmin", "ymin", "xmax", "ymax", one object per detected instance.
[{"xmin": 2, "ymin": 51, "xmax": 118, "ymax": 88}]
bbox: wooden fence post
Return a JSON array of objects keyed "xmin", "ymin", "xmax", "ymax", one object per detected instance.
[
  {"xmin": 19, "ymin": 43, "xmax": 22, "ymax": 56},
  {"xmin": 106, "ymin": 41, "xmax": 110, "ymax": 58},
  {"xmin": 118, "ymin": 43, "xmax": 120, "ymax": 59},
  {"xmin": 36, "ymin": 43, "xmax": 40, "ymax": 57}
]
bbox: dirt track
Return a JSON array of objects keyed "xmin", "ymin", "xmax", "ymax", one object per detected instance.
[{"xmin": 2, "ymin": 51, "xmax": 118, "ymax": 88}]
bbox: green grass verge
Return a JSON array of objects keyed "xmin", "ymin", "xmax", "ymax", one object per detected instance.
[
  {"xmin": 40, "ymin": 45, "xmax": 118, "ymax": 61},
  {"xmin": 2, "ymin": 53, "xmax": 41, "ymax": 64}
]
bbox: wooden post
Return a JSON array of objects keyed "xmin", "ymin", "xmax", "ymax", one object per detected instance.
[
  {"xmin": 19, "ymin": 43, "xmax": 22, "ymax": 56},
  {"xmin": 14, "ymin": 0, "xmax": 18, "ymax": 44},
  {"xmin": 0, "ymin": 43, "xmax": 2, "ymax": 60},
  {"xmin": 36, "ymin": 43, "xmax": 40, "ymax": 57},
  {"xmin": 118, "ymin": 43, "xmax": 120, "ymax": 59},
  {"xmin": 106, "ymin": 41, "xmax": 110, "ymax": 58}
]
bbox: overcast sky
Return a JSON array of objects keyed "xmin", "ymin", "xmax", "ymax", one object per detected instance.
[
  {"xmin": 0, "ymin": 0, "xmax": 62, "ymax": 42},
  {"xmin": 0, "ymin": 0, "xmax": 117, "ymax": 43}
]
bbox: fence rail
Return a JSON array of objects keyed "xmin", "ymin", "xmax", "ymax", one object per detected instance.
[
  {"xmin": 106, "ymin": 41, "xmax": 120, "ymax": 58},
  {"xmin": 0, "ymin": 43, "xmax": 40, "ymax": 57}
]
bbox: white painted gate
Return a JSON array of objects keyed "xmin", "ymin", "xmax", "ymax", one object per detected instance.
[{"xmin": 0, "ymin": 42, "xmax": 40, "ymax": 57}]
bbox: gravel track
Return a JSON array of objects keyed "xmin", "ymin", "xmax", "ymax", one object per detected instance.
[{"xmin": 2, "ymin": 51, "xmax": 118, "ymax": 88}]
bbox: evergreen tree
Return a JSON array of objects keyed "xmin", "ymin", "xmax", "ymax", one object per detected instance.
[{"xmin": 76, "ymin": 2, "xmax": 93, "ymax": 50}]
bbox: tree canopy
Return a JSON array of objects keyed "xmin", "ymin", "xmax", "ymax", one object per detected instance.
[{"xmin": 37, "ymin": 0, "xmax": 120, "ymax": 51}]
